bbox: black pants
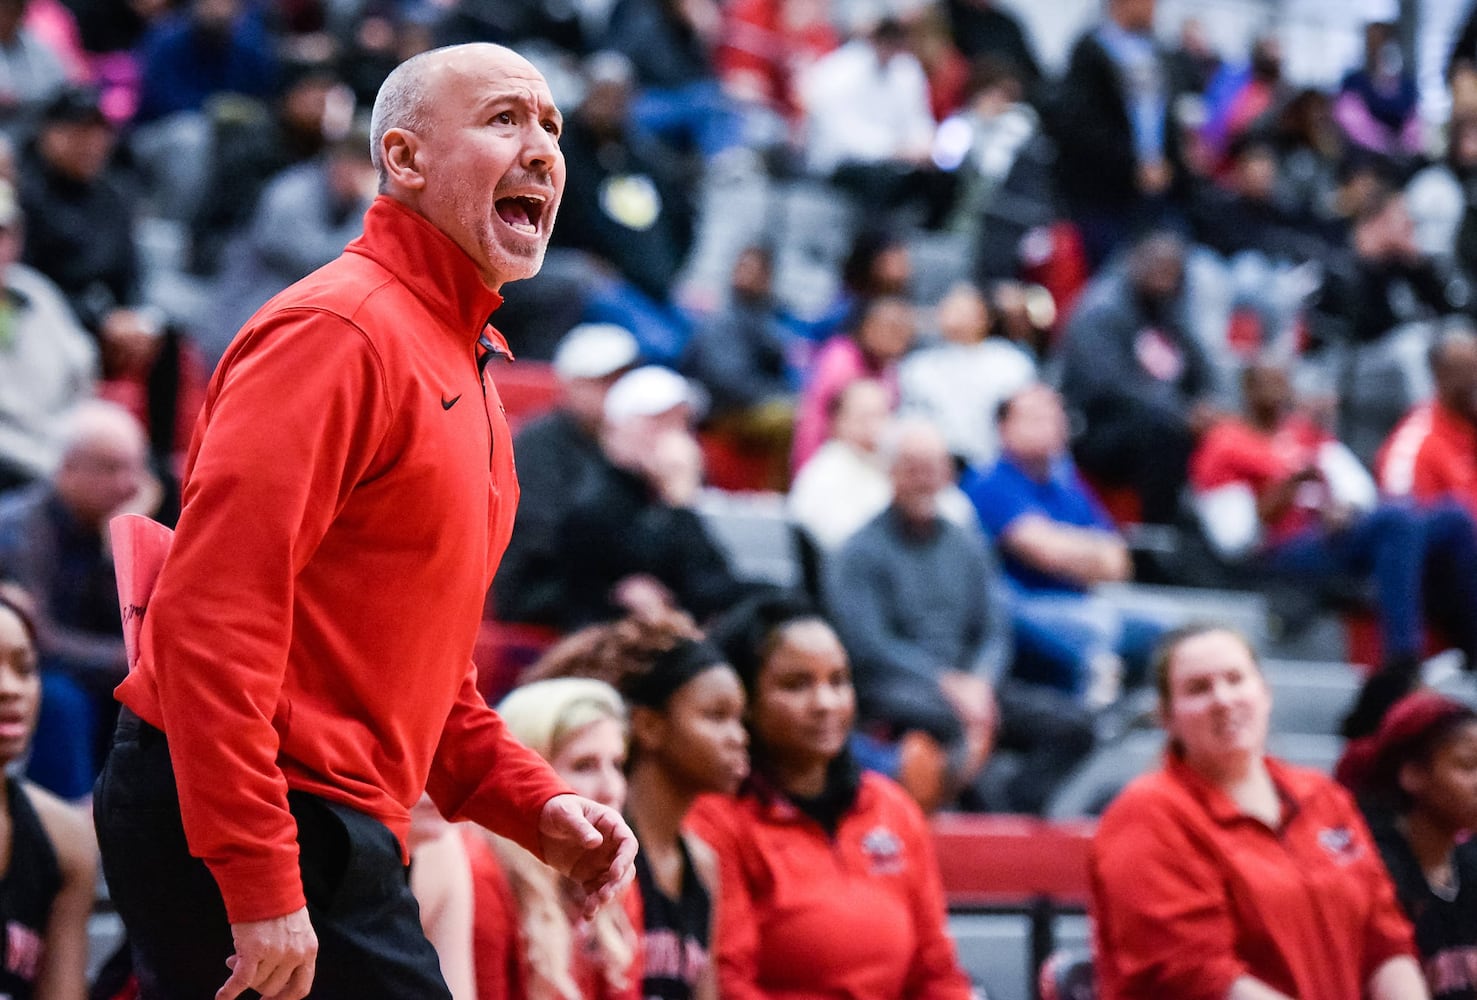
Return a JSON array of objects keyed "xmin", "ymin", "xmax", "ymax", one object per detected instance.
[{"xmin": 93, "ymin": 709, "xmax": 451, "ymax": 1000}]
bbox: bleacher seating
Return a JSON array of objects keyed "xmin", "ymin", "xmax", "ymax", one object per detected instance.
[
  {"xmin": 695, "ymin": 489, "xmax": 802, "ymax": 589},
  {"xmin": 1261, "ymin": 658, "xmax": 1363, "ymax": 735},
  {"xmin": 933, "ymin": 813, "xmax": 1096, "ymax": 1000}
]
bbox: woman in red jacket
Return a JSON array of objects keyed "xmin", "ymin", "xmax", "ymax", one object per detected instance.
[
  {"xmin": 464, "ymin": 677, "xmax": 639, "ymax": 1000},
  {"xmin": 687, "ymin": 592, "xmax": 972, "ymax": 1000},
  {"xmin": 1091, "ymin": 623, "xmax": 1426, "ymax": 1000}
]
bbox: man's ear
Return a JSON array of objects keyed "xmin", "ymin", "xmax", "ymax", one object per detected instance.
[{"xmin": 380, "ymin": 128, "xmax": 426, "ymax": 192}]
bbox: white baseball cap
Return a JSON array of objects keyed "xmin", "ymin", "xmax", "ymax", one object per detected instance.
[
  {"xmin": 552, "ymin": 323, "xmax": 641, "ymax": 381},
  {"xmin": 603, "ymin": 366, "xmax": 706, "ymax": 424}
]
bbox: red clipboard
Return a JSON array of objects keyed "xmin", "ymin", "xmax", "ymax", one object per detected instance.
[{"xmin": 109, "ymin": 513, "xmax": 174, "ymax": 671}]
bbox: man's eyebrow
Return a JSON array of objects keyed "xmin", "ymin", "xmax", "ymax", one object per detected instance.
[{"xmin": 479, "ymin": 90, "xmax": 563, "ymax": 125}]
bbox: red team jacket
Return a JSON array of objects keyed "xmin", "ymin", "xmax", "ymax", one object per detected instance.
[
  {"xmin": 687, "ymin": 772, "xmax": 972, "ymax": 1000},
  {"xmin": 116, "ymin": 197, "xmax": 571, "ymax": 922},
  {"xmin": 1091, "ymin": 754, "xmax": 1416, "ymax": 1000}
]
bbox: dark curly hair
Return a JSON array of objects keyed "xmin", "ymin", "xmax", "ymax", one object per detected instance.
[{"xmin": 523, "ymin": 608, "xmax": 710, "ymax": 708}]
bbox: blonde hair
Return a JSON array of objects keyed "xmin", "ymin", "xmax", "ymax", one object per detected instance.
[{"xmin": 488, "ymin": 679, "xmax": 636, "ymax": 1000}]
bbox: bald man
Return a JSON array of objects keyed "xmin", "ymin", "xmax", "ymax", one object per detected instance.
[
  {"xmin": 0, "ymin": 400, "xmax": 152, "ymax": 800},
  {"xmin": 93, "ymin": 44, "xmax": 637, "ymax": 1000}
]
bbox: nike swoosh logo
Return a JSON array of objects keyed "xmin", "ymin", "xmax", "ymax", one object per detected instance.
[{"xmin": 441, "ymin": 394, "xmax": 462, "ymax": 411}]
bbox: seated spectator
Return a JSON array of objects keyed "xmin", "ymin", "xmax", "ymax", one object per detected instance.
[
  {"xmin": 128, "ymin": 0, "xmax": 278, "ymax": 223},
  {"xmin": 1315, "ymin": 182, "xmax": 1467, "ymax": 334},
  {"xmin": 827, "ymin": 418, "xmax": 1094, "ymax": 812},
  {"xmin": 789, "ymin": 380, "xmax": 977, "ymax": 554},
  {"xmin": 1333, "ymin": 15, "xmax": 1421, "ymax": 161},
  {"xmin": 552, "ymin": 52, "xmax": 697, "ymax": 365},
  {"xmin": 963, "ymin": 384, "xmax": 1165, "ymax": 705},
  {"xmin": 799, "ymin": 19, "xmax": 950, "ymax": 226},
  {"xmin": 542, "ymin": 365, "xmax": 761, "ymax": 630},
  {"xmin": 0, "ymin": 591, "xmax": 97, "ymax": 999},
  {"xmin": 0, "ymin": 398, "xmax": 158, "ymax": 797},
  {"xmin": 1091, "ymin": 624, "xmax": 1426, "ymax": 999},
  {"xmin": 1261, "ymin": 87, "xmax": 1348, "ymax": 228},
  {"xmin": 1379, "ymin": 326, "xmax": 1477, "ymax": 520},
  {"xmin": 526, "ymin": 609, "xmax": 751, "ymax": 1000},
  {"xmin": 204, "ymin": 123, "xmax": 377, "ymax": 364},
  {"xmin": 689, "ymin": 591, "xmax": 973, "ymax": 997},
  {"xmin": 1340, "ymin": 692, "xmax": 1477, "ymax": 1000},
  {"xmin": 1059, "ymin": 229, "xmax": 1221, "ymax": 525},
  {"xmin": 1200, "ymin": 33, "xmax": 1285, "ymax": 164},
  {"xmin": 1185, "ymin": 134, "xmax": 1328, "ymax": 361},
  {"xmin": 681, "ymin": 245, "xmax": 797, "ymax": 490},
  {"xmin": 792, "ymin": 293, "xmax": 915, "ymax": 472},
  {"xmin": 1190, "ymin": 361, "xmax": 1477, "ymax": 737},
  {"xmin": 133, "ymin": 0, "xmax": 275, "ymax": 125},
  {"xmin": 0, "ymin": 179, "xmax": 97, "ymax": 492},
  {"xmin": 797, "ymin": 229, "xmax": 912, "ymax": 347},
  {"xmin": 1404, "ymin": 115, "xmax": 1477, "ymax": 267},
  {"xmin": 186, "ymin": 57, "xmax": 344, "ymax": 276},
  {"xmin": 929, "ymin": 58, "xmax": 1055, "ymax": 276},
  {"xmin": 19, "ymin": 86, "xmax": 184, "ymax": 465},
  {"xmin": 604, "ymin": 0, "xmax": 744, "ymax": 160},
  {"xmin": 899, "ymin": 279, "xmax": 1035, "ymax": 469},
  {"xmin": 0, "ymin": 400, "xmax": 157, "ymax": 799},
  {"xmin": 1163, "ymin": 15, "xmax": 1220, "ymax": 98},
  {"xmin": 907, "ymin": 5, "xmax": 969, "ymax": 124},
  {"xmin": 1189, "ymin": 134, "xmax": 1327, "ymax": 265},
  {"xmin": 463, "ymin": 678, "xmax": 639, "ymax": 1000},
  {"xmin": 494, "ymin": 323, "xmax": 640, "ymax": 625}
]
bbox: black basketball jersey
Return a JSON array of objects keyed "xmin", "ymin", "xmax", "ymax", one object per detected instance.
[
  {"xmin": 0, "ymin": 780, "xmax": 62, "ymax": 1000},
  {"xmin": 634, "ymin": 837, "xmax": 710, "ymax": 1000}
]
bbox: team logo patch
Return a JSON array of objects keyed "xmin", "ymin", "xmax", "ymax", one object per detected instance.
[
  {"xmin": 1317, "ymin": 826, "xmax": 1364, "ymax": 865},
  {"xmin": 861, "ymin": 826, "xmax": 905, "ymax": 874}
]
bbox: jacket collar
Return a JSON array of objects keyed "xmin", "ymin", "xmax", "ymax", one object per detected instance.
[
  {"xmin": 1167, "ymin": 751, "xmax": 1318, "ymax": 830},
  {"xmin": 345, "ymin": 196, "xmax": 509, "ymax": 352}
]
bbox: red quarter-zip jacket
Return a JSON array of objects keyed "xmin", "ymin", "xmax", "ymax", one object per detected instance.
[
  {"xmin": 1091, "ymin": 754, "xmax": 1416, "ymax": 1000},
  {"xmin": 115, "ymin": 197, "xmax": 571, "ymax": 923},
  {"xmin": 687, "ymin": 772, "xmax": 972, "ymax": 1000}
]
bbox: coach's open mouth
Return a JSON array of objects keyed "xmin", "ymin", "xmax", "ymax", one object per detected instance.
[{"xmin": 495, "ymin": 194, "xmax": 547, "ymax": 236}]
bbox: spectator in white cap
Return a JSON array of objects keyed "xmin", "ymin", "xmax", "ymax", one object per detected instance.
[
  {"xmin": 494, "ymin": 323, "xmax": 641, "ymax": 624},
  {"xmin": 533, "ymin": 365, "xmax": 765, "ymax": 630}
]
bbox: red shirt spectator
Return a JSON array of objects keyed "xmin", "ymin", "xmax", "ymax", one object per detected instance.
[
  {"xmin": 1377, "ymin": 329, "xmax": 1477, "ymax": 520},
  {"xmin": 1092, "ymin": 626, "xmax": 1421, "ymax": 1000},
  {"xmin": 1378, "ymin": 402, "xmax": 1477, "ymax": 518},
  {"xmin": 688, "ymin": 774, "xmax": 970, "ymax": 1000},
  {"xmin": 1191, "ymin": 411, "xmax": 1331, "ymax": 547},
  {"xmin": 1093, "ymin": 754, "xmax": 1417, "ymax": 1000}
]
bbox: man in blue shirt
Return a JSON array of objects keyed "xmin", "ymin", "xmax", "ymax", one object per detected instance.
[{"xmin": 962, "ymin": 383, "xmax": 1165, "ymax": 705}]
